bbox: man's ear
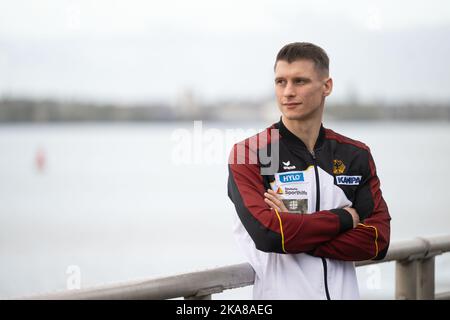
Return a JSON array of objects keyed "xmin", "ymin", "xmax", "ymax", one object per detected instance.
[{"xmin": 323, "ymin": 77, "xmax": 333, "ymax": 97}]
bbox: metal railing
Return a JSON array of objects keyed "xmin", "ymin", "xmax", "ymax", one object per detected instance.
[{"xmin": 23, "ymin": 235, "xmax": 450, "ymax": 300}]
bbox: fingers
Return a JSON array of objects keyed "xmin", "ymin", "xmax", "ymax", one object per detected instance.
[
  {"xmin": 271, "ymin": 189, "xmax": 289, "ymax": 211},
  {"xmin": 264, "ymin": 198, "xmax": 281, "ymax": 211},
  {"xmin": 264, "ymin": 189, "xmax": 286, "ymax": 212},
  {"xmin": 264, "ymin": 190, "xmax": 282, "ymax": 206}
]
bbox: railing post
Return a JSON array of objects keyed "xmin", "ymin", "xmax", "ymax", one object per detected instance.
[
  {"xmin": 395, "ymin": 259, "xmax": 418, "ymax": 299},
  {"xmin": 417, "ymin": 257, "xmax": 435, "ymax": 300},
  {"xmin": 395, "ymin": 257, "xmax": 435, "ymax": 300},
  {"xmin": 184, "ymin": 286, "xmax": 223, "ymax": 300}
]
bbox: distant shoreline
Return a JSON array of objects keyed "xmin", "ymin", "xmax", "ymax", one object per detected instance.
[{"xmin": 1, "ymin": 98, "xmax": 449, "ymax": 122}]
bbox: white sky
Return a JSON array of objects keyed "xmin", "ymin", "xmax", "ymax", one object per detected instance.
[{"xmin": 1, "ymin": 0, "xmax": 450, "ymax": 104}]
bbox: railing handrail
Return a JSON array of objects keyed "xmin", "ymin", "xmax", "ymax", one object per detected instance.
[{"xmin": 21, "ymin": 234, "xmax": 450, "ymax": 300}]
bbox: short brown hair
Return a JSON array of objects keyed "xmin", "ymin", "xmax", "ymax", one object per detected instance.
[{"xmin": 274, "ymin": 42, "xmax": 329, "ymax": 75}]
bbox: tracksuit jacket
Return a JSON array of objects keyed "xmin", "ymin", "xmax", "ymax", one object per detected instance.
[{"xmin": 227, "ymin": 119, "xmax": 391, "ymax": 299}]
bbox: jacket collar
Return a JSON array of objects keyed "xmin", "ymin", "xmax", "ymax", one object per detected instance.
[{"xmin": 274, "ymin": 117, "xmax": 326, "ymax": 151}]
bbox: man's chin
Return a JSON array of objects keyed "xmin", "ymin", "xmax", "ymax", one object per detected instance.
[
  {"xmin": 281, "ymin": 107, "xmax": 322, "ymax": 122},
  {"xmin": 282, "ymin": 113, "xmax": 308, "ymax": 121}
]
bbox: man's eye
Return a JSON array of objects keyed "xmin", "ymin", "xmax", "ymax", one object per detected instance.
[
  {"xmin": 294, "ymin": 79, "xmax": 306, "ymax": 85},
  {"xmin": 275, "ymin": 79, "xmax": 285, "ymax": 85}
]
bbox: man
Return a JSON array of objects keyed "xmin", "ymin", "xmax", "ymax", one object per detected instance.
[{"xmin": 227, "ymin": 42, "xmax": 391, "ymax": 299}]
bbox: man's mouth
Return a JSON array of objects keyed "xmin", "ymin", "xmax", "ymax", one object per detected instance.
[{"xmin": 283, "ymin": 102, "xmax": 302, "ymax": 109}]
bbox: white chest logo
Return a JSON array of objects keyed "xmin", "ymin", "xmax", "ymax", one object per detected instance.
[{"xmin": 282, "ymin": 161, "xmax": 296, "ymax": 170}]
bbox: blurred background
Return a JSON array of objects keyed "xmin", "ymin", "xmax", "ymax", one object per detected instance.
[{"xmin": 0, "ymin": 0, "xmax": 449, "ymax": 299}]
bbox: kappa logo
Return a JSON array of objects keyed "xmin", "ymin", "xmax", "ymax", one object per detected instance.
[
  {"xmin": 333, "ymin": 159, "xmax": 346, "ymax": 174},
  {"xmin": 336, "ymin": 175, "xmax": 362, "ymax": 185},
  {"xmin": 282, "ymin": 161, "xmax": 296, "ymax": 170}
]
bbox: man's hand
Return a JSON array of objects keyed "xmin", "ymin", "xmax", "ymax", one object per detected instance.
[
  {"xmin": 264, "ymin": 189, "xmax": 289, "ymax": 212},
  {"xmin": 343, "ymin": 207, "xmax": 360, "ymax": 228}
]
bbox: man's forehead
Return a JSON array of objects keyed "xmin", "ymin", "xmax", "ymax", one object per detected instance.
[{"xmin": 275, "ymin": 59, "xmax": 317, "ymax": 77}]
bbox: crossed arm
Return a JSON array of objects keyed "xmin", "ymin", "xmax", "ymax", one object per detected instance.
[
  {"xmin": 263, "ymin": 189, "xmax": 389, "ymax": 261},
  {"xmin": 228, "ymin": 147, "xmax": 391, "ymax": 261}
]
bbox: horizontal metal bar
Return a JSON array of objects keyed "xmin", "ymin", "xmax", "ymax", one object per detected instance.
[
  {"xmin": 435, "ymin": 291, "xmax": 450, "ymax": 300},
  {"xmin": 356, "ymin": 234, "xmax": 450, "ymax": 266},
  {"xmin": 21, "ymin": 234, "xmax": 450, "ymax": 300},
  {"xmin": 22, "ymin": 263, "xmax": 254, "ymax": 300}
]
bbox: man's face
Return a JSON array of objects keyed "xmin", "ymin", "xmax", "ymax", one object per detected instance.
[{"xmin": 274, "ymin": 59, "xmax": 332, "ymax": 122}]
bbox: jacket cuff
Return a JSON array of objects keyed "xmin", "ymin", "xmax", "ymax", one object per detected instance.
[{"xmin": 329, "ymin": 209, "xmax": 353, "ymax": 233}]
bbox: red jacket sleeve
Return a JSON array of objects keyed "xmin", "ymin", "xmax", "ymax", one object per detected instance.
[
  {"xmin": 312, "ymin": 150, "xmax": 391, "ymax": 261},
  {"xmin": 228, "ymin": 139, "xmax": 354, "ymax": 254}
]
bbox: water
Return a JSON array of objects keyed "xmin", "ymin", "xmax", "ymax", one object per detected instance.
[{"xmin": 0, "ymin": 120, "xmax": 449, "ymax": 299}]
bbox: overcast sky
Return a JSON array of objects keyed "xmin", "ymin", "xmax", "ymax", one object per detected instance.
[{"xmin": 1, "ymin": 0, "xmax": 450, "ymax": 104}]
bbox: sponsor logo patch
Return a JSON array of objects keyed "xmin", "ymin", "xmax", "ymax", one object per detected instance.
[
  {"xmin": 282, "ymin": 199, "xmax": 308, "ymax": 213},
  {"xmin": 279, "ymin": 172, "xmax": 304, "ymax": 183},
  {"xmin": 336, "ymin": 175, "xmax": 362, "ymax": 185}
]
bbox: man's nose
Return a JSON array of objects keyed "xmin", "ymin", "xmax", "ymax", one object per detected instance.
[{"xmin": 283, "ymin": 83, "xmax": 296, "ymax": 97}]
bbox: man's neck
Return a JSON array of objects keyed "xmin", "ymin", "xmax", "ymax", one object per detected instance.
[{"xmin": 281, "ymin": 116, "xmax": 322, "ymax": 153}]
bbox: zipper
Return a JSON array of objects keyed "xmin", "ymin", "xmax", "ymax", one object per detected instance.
[
  {"xmin": 321, "ymin": 258, "xmax": 331, "ymax": 300},
  {"xmin": 311, "ymin": 150, "xmax": 320, "ymax": 212},
  {"xmin": 310, "ymin": 150, "xmax": 331, "ymax": 301}
]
